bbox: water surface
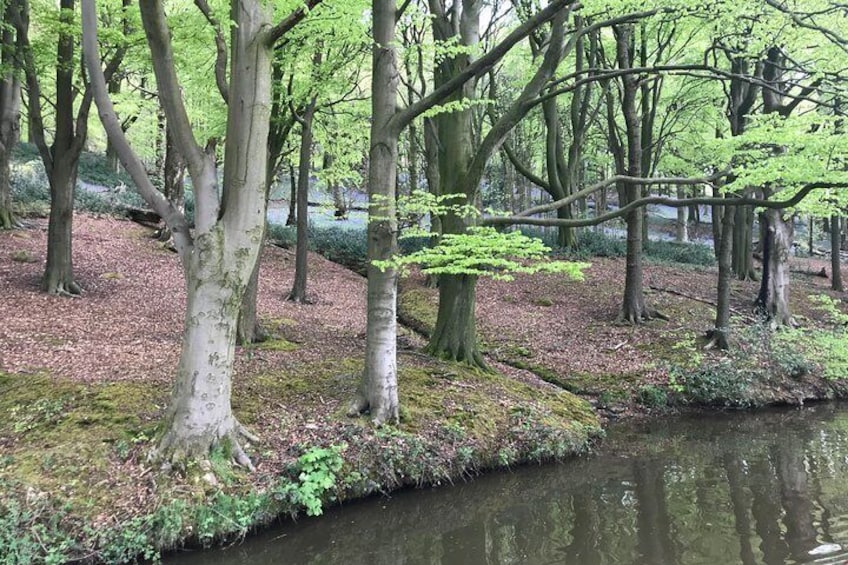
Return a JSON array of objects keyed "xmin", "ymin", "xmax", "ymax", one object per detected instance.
[{"xmin": 171, "ymin": 404, "xmax": 848, "ymax": 564}]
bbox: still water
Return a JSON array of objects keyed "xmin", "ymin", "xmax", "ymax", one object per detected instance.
[{"xmin": 171, "ymin": 404, "xmax": 848, "ymax": 565}]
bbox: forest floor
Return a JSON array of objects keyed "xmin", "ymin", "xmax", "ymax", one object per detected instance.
[{"xmin": 2, "ymin": 213, "xmax": 848, "ymax": 562}]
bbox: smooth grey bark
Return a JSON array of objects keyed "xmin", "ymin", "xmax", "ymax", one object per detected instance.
[
  {"xmin": 83, "ymin": 0, "xmax": 302, "ymax": 468},
  {"xmin": 289, "ymin": 96, "xmax": 317, "ymax": 303},
  {"xmin": 347, "ymin": 0, "xmax": 401, "ymax": 425},
  {"xmin": 675, "ymin": 185, "xmax": 688, "ymax": 242},
  {"xmin": 755, "ymin": 209, "xmax": 793, "ymax": 326}
]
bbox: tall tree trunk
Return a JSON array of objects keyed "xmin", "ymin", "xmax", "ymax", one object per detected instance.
[
  {"xmin": 286, "ymin": 163, "xmax": 297, "ymax": 226},
  {"xmin": 289, "ymin": 98, "xmax": 316, "ymax": 303},
  {"xmin": 755, "ymin": 209, "xmax": 793, "ymax": 326},
  {"xmin": 428, "ymin": 272, "xmax": 484, "ymax": 366},
  {"xmin": 615, "ymin": 25, "xmax": 659, "ymax": 323},
  {"xmin": 707, "ymin": 199, "xmax": 735, "ymax": 349},
  {"xmin": 675, "ymin": 184, "xmax": 688, "ymax": 242},
  {"xmin": 348, "ymin": 0, "xmax": 400, "ymax": 425},
  {"xmin": 105, "ymin": 77, "xmax": 121, "ymax": 173},
  {"xmin": 832, "ymin": 215, "xmax": 843, "ymax": 292},
  {"xmin": 0, "ymin": 6, "xmax": 22, "ymax": 230},
  {"xmin": 43, "ymin": 160, "xmax": 80, "ymax": 294},
  {"xmin": 425, "ymin": 0, "xmax": 482, "ymax": 366},
  {"xmin": 42, "ymin": 0, "xmax": 85, "ymax": 296}
]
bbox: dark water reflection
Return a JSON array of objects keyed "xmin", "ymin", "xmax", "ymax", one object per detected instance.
[{"xmin": 170, "ymin": 404, "xmax": 848, "ymax": 564}]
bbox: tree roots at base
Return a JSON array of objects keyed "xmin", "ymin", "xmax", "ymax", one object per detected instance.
[{"xmin": 152, "ymin": 419, "xmax": 260, "ymax": 473}]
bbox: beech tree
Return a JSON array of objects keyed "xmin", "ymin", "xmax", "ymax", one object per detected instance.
[
  {"xmin": 0, "ymin": 0, "xmax": 23, "ymax": 229},
  {"xmin": 82, "ymin": 0, "xmax": 320, "ymax": 468},
  {"xmin": 348, "ymin": 0, "xmax": 572, "ymax": 423},
  {"xmin": 11, "ymin": 0, "xmax": 128, "ymax": 295}
]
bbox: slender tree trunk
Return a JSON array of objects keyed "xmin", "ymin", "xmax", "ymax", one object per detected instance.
[
  {"xmin": 105, "ymin": 77, "xmax": 121, "ymax": 173},
  {"xmin": 675, "ymin": 184, "xmax": 688, "ymax": 242},
  {"xmin": 348, "ymin": 0, "xmax": 399, "ymax": 425},
  {"xmin": 832, "ymin": 215, "xmax": 843, "ymax": 292},
  {"xmin": 289, "ymin": 98, "xmax": 316, "ymax": 303},
  {"xmin": 707, "ymin": 200, "xmax": 735, "ymax": 349},
  {"xmin": 286, "ymin": 163, "xmax": 297, "ymax": 226}
]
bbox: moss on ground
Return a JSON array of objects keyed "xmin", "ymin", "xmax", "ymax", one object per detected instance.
[
  {"xmin": 397, "ymin": 285, "xmax": 438, "ymax": 337},
  {"xmin": 0, "ymin": 355, "xmax": 600, "ymax": 563}
]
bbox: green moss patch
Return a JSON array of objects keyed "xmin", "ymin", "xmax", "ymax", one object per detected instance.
[{"xmin": 398, "ymin": 285, "xmax": 438, "ymax": 337}]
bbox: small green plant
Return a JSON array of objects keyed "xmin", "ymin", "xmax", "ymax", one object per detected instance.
[
  {"xmin": 636, "ymin": 385, "xmax": 668, "ymax": 408},
  {"xmin": 597, "ymin": 389, "xmax": 627, "ymax": 408},
  {"xmin": 10, "ymin": 397, "xmax": 68, "ymax": 433},
  {"xmin": 273, "ymin": 445, "xmax": 345, "ymax": 517}
]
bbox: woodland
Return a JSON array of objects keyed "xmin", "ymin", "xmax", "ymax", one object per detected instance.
[{"xmin": 2, "ymin": 0, "xmax": 848, "ymax": 562}]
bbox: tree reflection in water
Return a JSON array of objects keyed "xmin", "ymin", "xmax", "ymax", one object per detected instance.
[{"xmin": 169, "ymin": 404, "xmax": 848, "ymax": 565}]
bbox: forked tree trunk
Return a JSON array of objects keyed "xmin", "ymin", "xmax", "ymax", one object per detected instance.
[
  {"xmin": 348, "ymin": 0, "xmax": 399, "ymax": 425},
  {"xmin": 43, "ymin": 162, "xmax": 80, "ymax": 295},
  {"xmin": 755, "ymin": 209, "xmax": 793, "ymax": 326},
  {"xmin": 832, "ymin": 215, "xmax": 843, "ymax": 292},
  {"xmin": 237, "ymin": 258, "xmax": 266, "ymax": 345},
  {"xmin": 428, "ymin": 273, "xmax": 485, "ymax": 367}
]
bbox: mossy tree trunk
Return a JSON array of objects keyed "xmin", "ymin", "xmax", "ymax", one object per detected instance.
[
  {"xmin": 755, "ymin": 209, "xmax": 793, "ymax": 326},
  {"xmin": 0, "ymin": 4, "xmax": 22, "ymax": 230},
  {"xmin": 706, "ymin": 197, "xmax": 735, "ymax": 350},
  {"xmin": 428, "ymin": 272, "xmax": 484, "ymax": 366},
  {"xmin": 832, "ymin": 215, "xmax": 843, "ymax": 292},
  {"xmin": 84, "ymin": 0, "xmax": 295, "ymax": 468}
]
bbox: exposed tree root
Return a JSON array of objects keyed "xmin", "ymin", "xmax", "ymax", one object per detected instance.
[
  {"xmin": 45, "ymin": 279, "xmax": 82, "ymax": 297},
  {"xmin": 153, "ymin": 417, "xmax": 259, "ymax": 473},
  {"xmin": 703, "ymin": 329, "xmax": 729, "ymax": 350},
  {"xmin": 346, "ymin": 390, "xmax": 399, "ymax": 426},
  {"xmin": 615, "ymin": 307, "xmax": 668, "ymax": 325}
]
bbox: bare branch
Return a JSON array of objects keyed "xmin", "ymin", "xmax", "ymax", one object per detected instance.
[
  {"xmin": 81, "ymin": 0, "xmax": 192, "ymax": 262},
  {"xmin": 193, "ymin": 0, "xmax": 229, "ymax": 103},
  {"xmin": 393, "ymin": 0, "xmax": 576, "ymax": 133},
  {"xmin": 485, "ymin": 181, "xmax": 848, "ymax": 228},
  {"xmin": 267, "ymin": 0, "xmax": 323, "ymax": 46}
]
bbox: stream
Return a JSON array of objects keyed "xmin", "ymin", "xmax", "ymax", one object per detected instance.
[{"xmin": 169, "ymin": 404, "xmax": 848, "ymax": 564}]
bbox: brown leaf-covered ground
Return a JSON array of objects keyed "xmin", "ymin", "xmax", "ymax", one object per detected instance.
[{"xmin": 2, "ymin": 213, "xmax": 847, "ymax": 562}]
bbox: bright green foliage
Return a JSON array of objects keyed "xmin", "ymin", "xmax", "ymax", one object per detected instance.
[
  {"xmin": 374, "ymin": 191, "xmax": 589, "ymax": 281},
  {"xmin": 273, "ymin": 445, "xmax": 345, "ymax": 517},
  {"xmin": 380, "ymin": 226, "xmax": 589, "ymax": 281}
]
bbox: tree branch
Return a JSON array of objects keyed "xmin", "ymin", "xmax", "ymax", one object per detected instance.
[
  {"xmin": 484, "ymin": 181, "xmax": 848, "ymax": 228},
  {"xmin": 193, "ymin": 0, "xmax": 229, "ymax": 103},
  {"xmin": 393, "ymin": 0, "xmax": 575, "ymax": 133},
  {"xmin": 267, "ymin": 0, "xmax": 323, "ymax": 46},
  {"xmin": 81, "ymin": 0, "xmax": 192, "ymax": 263}
]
